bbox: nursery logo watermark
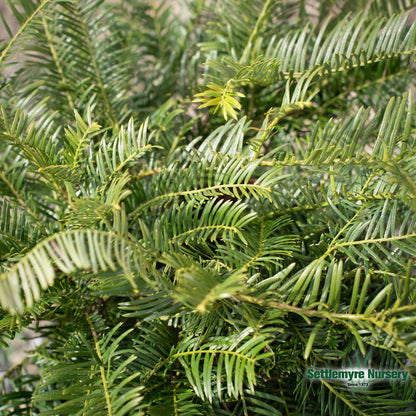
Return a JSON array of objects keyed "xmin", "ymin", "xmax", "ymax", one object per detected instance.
[{"xmin": 305, "ymin": 351, "xmax": 409, "ymax": 392}]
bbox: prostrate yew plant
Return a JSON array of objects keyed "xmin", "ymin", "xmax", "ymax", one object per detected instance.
[{"xmin": 1, "ymin": 0, "xmax": 416, "ymax": 414}]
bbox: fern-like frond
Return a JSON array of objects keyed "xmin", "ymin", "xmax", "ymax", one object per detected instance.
[
  {"xmin": 330, "ymin": 199, "xmax": 416, "ymax": 270},
  {"xmin": 119, "ymin": 290, "xmax": 182, "ymax": 321},
  {"xmin": 33, "ymin": 324, "xmax": 145, "ymax": 416},
  {"xmin": 161, "ymin": 198, "xmax": 256, "ymax": 245},
  {"xmin": 129, "ymin": 154, "xmax": 283, "ymax": 221},
  {"xmin": 175, "ymin": 329, "xmax": 273, "ymax": 402},
  {"xmin": 201, "ymin": 9, "xmax": 416, "ymax": 91},
  {"xmin": 310, "ymin": 0, "xmax": 416, "ymax": 21},
  {"xmin": 267, "ymin": 12, "xmax": 416, "ymax": 75},
  {"xmin": 194, "ymin": 117, "xmax": 250, "ymax": 159},
  {"xmin": 207, "ymin": 56, "xmax": 282, "ymax": 86},
  {"xmin": 0, "ymin": 199, "xmax": 43, "ymax": 259},
  {"xmin": 0, "ymin": 0, "xmax": 67, "ymax": 71},
  {"xmin": 116, "ymin": 0, "xmax": 203, "ymax": 113},
  {"xmin": 216, "ymin": 217, "xmax": 298, "ymax": 274},
  {"xmin": 91, "ymin": 117, "xmax": 154, "ymax": 190},
  {"xmin": 2, "ymin": 0, "xmax": 131, "ymax": 128},
  {"xmin": 200, "ymin": 0, "xmax": 283, "ymax": 63},
  {"xmin": 0, "ymin": 230, "xmax": 147, "ymax": 314}
]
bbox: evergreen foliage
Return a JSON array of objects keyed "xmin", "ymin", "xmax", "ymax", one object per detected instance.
[{"xmin": 1, "ymin": 0, "xmax": 416, "ymax": 414}]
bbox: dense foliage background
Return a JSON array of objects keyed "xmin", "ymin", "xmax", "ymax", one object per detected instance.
[{"xmin": 1, "ymin": 0, "xmax": 416, "ymax": 414}]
